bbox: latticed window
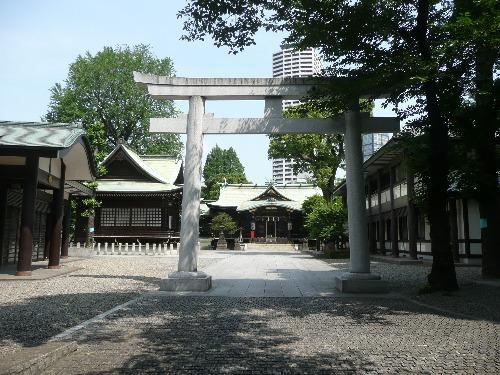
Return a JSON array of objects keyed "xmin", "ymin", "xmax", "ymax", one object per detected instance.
[
  {"xmin": 115, "ymin": 208, "xmax": 130, "ymax": 226},
  {"xmin": 131, "ymin": 208, "xmax": 147, "ymax": 226},
  {"xmin": 101, "ymin": 208, "xmax": 115, "ymax": 226},
  {"xmin": 100, "ymin": 207, "xmax": 162, "ymax": 227},
  {"xmin": 146, "ymin": 208, "xmax": 162, "ymax": 227}
]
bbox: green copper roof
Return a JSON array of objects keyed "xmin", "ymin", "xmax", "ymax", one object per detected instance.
[
  {"xmin": 96, "ymin": 180, "xmax": 181, "ymax": 193},
  {"xmin": 209, "ymin": 183, "xmax": 322, "ymax": 212},
  {"xmin": 100, "ymin": 143, "xmax": 182, "ymax": 184},
  {"xmin": 0, "ymin": 121, "xmax": 86, "ymax": 148}
]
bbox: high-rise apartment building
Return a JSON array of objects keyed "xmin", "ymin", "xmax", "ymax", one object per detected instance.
[
  {"xmin": 362, "ymin": 133, "xmax": 392, "ymax": 161},
  {"xmin": 271, "ymin": 47, "xmax": 322, "ymax": 184}
]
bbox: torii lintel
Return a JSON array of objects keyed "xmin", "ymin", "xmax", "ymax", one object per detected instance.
[{"xmin": 149, "ymin": 115, "xmax": 399, "ymax": 135}]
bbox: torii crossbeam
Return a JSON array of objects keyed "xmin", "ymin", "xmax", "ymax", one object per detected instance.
[{"xmin": 134, "ymin": 72, "xmax": 398, "ymax": 293}]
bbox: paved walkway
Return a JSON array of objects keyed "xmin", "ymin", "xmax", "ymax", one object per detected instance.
[
  {"xmin": 32, "ymin": 249, "xmax": 500, "ymax": 374},
  {"xmin": 196, "ymin": 249, "xmax": 343, "ymax": 297}
]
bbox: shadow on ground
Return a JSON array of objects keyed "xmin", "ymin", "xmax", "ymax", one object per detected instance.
[{"xmin": 65, "ymin": 296, "xmax": 422, "ymax": 374}]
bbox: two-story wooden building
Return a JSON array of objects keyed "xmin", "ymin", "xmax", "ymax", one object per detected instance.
[
  {"xmin": 334, "ymin": 138, "xmax": 483, "ymax": 263},
  {"xmin": 88, "ymin": 141, "xmax": 183, "ymax": 244}
]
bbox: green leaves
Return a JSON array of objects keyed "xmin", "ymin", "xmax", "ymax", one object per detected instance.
[
  {"xmin": 302, "ymin": 195, "xmax": 346, "ymax": 242},
  {"xmin": 203, "ymin": 145, "xmax": 250, "ymax": 200},
  {"xmin": 45, "ymin": 44, "xmax": 182, "ymax": 158},
  {"xmin": 268, "ymin": 102, "xmax": 345, "ymax": 200},
  {"xmin": 210, "ymin": 213, "xmax": 238, "ymax": 236}
]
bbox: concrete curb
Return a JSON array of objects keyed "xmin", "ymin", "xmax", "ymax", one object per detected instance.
[{"xmin": 0, "ymin": 341, "xmax": 77, "ymax": 375}]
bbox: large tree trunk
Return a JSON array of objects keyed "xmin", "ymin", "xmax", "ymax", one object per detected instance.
[
  {"xmin": 475, "ymin": 44, "xmax": 500, "ymax": 278},
  {"xmin": 415, "ymin": 0, "xmax": 458, "ymax": 290},
  {"xmin": 424, "ymin": 81, "xmax": 458, "ymax": 291}
]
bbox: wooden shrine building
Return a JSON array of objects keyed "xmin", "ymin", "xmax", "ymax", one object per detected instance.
[
  {"xmin": 0, "ymin": 121, "xmax": 96, "ymax": 275},
  {"xmin": 87, "ymin": 141, "xmax": 183, "ymax": 244},
  {"xmin": 334, "ymin": 138, "xmax": 484, "ymax": 263},
  {"xmin": 207, "ymin": 183, "xmax": 322, "ymax": 243}
]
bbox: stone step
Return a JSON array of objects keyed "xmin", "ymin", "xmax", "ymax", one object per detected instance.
[{"xmin": 245, "ymin": 243, "xmax": 296, "ymax": 251}]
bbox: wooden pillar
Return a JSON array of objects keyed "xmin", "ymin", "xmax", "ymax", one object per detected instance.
[
  {"xmin": 377, "ymin": 170, "xmax": 385, "ymax": 255},
  {"xmin": 462, "ymin": 198, "xmax": 471, "ymax": 258},
  {"xmin": 389, "ymin": 166, "xmax": 399, "ymax": 257},
  {"xmin": 367, "ymin": 179, "xmax": 376, "ymax": 254},
  {"xmin": 16, "ymin": 154, "xmax": 39, "ymax": 276},
  {"xmin": 43, "ymin": 212, "xmax": 52, "ymax": 259},
  {"xmin": 48, "ymin": 162, "xmax": 65, "ymax": 269},
  {"xmin": 60, "ymin": 197, "xmax": 71, "ymax": 258},
  {"xmin": 0, "ymin": 186, "xmax": 8, "ymax": 266},
  {"xmin": 87, "ymin": 214, "xmax": 95, "ymax": 247},
  {"xmin": 406, "ymin": 170, "xmax": 418, "ymax": 259},
  {"xmin": 449, "ymin": 199, "xmax": 459, "ymax": 263}
]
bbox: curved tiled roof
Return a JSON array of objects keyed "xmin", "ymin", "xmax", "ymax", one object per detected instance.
[
  {"xmin": 0, "ymin": 121, "xmax": 86, "ymax": 148},
  {"xmin": 0, "ymin": 120, "xmax": 97, "ymax": 181},
  {"xmin": 100, "ymin": 143, "xmax": 177, "ymax": 184},
  {"xmin": 209, "ymin": 183, "xmax": 322, "ymax": 212}
]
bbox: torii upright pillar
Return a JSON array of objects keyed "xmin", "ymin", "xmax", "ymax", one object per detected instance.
[
  {"xmin": 159, "ymin": 95, "xmax": 212, "ymax": 292},
  {"xmin": 134, "ymin": 73, "xmax": 395, "ymax": 293}
]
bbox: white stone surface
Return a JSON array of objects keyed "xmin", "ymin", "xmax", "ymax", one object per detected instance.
[
  {"xmin": 177, "ymin": 96, "xmax": 204, "ymax": 273},
  {"xmin": 344, "ymin": 110, "xmax": 370, "ymax": 274},
  {"xmin": 149, "ymin": 115, "xmax": 399, "ymax": 134},
  {"xmin": 160, "ymin": 249, "xmax": 345, "ymax": 297}
]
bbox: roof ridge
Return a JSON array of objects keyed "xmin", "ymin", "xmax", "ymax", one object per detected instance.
[
  {"xmin": 0, "ymin": 120, "xmax": 83, "ymax": 129},
  {"xmin": 140, "ymin": 155, "xmax": 179, "ymax": 159}
]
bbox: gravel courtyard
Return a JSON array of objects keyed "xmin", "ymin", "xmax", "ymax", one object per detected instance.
[
  {"xmin": 0, "ymin": 254, "xmax": 223, "ymax": 359},
  {"xmin": 44, "ymin": 295, "xmax": 500, "ymax": 374},
  {"xmin": 1, "ymin": 250, "xmax": 499, "ymax": 374}
]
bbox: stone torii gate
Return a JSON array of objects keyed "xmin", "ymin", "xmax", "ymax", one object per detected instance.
[{"xmin": 134, "ymin": 73, "xmax": 399, "ymax": 293}]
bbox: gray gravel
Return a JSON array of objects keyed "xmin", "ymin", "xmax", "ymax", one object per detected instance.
[
  {"xmin": 44, "ymin": 296, "xmax": 500, "ymax": 374},
  {"xmin": 322, "ymin": 258, "xmax": 500, "ymax": 322},
  {"xmin": 0, "ymin": 254, "xmax": 224, "ymax": 359}
]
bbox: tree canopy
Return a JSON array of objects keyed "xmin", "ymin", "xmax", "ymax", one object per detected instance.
[
  {"xmin": 268, "ymin": 100, "xmax": 373, "ymax": 201},
  {"xmin": 210, "ymin": 212, "xmax": 238, "ymax": 236},
  {"xmin": 179, "ymin": 0, "xmax": 500, "ymax": 289},
  {"xmin": 268, "ymin": 102, "xmax": 344, "ymax": 201},
  {"xmin": 45, "ymin": 44, "xmax": 183, "ymax": 160},
  {"xmin": 302, "ymin": 195, "xmax": 346, "ymax": 243},
  {"xmin": 203, "ymin": 145, "xmax": 249, "ymax": 200}
]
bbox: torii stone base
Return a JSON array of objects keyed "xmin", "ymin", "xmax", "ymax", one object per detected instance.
[
  {"xmin": 160, "ymin": 271, "xmax": 212, "ymax": 292},
  {"xmin": 335, "ymin": 273, "xmax": 388, "ymax": 293}
]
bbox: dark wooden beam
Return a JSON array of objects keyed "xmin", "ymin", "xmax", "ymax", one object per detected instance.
[
  {"xmin": 389, "ymin": 166, "xmax": 399, "ymax": 257},
  {"xmin": 0, "ymin": 148, "xmax": 57, "ymax": 158},
  {"xmin": 48, "ymin": 162, "xmax": 65, "ymax": 269},
  {"xmin": 449, "ymin": 199, "xmax": 459, "ymax": 263},
  {"xmin": 462, "ymin": 199, "xmax": 471, "ymax": 258},
  {"xmin": 61, "ymin": 197, "xmax": 71, "ymax": 258},
  {"xmin": 16, "ymin": 154, "xmax": 39, "ymax": 276},
  {"xmin": 0, "ymin": 186, "xmax": 7, "ymax": 266},
  {"xmin": 377, "ymin": 170, "xmax": 385, "ymax": 255},
  {"xmin": 406, "ymin": 170, "xmax": 418, "ymax": 259},
  {"xmin": 0, "ymin": 166, "xmax": 26, "ymax": 180},
  {"xmin": 37, "ymin": 169, "xmax": 61, "ymax": 189}
]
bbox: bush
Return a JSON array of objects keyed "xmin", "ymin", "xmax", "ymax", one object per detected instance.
[
  {"xmin": 210, "ymin": 213, "xmax": 238, "ymax": 236},
  {"xmin": 303, "ymin": 196, "xmax": 346, "ymax": 243}
]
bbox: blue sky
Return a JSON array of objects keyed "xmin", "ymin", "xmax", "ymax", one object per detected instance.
[{"xmin": 0, "ymin": 0, "xmax": 396, "ymax": 184}]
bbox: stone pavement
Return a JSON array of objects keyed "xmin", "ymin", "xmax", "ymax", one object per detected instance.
[
  {"xmin": 37, "ymin": 249, "xmax": 500, "ymax": 374},
  {"xmin": 192, "ymin": 249, "xmax": 344, "ymax": 297}
]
